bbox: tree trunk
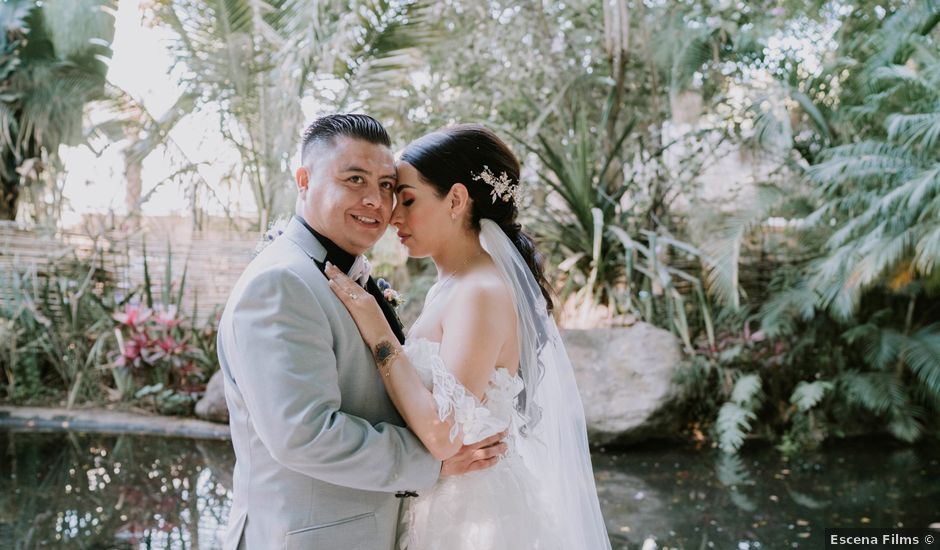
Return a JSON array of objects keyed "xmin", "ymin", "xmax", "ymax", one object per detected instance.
[
  {"xmin": 124, "ymin": 133, "xmax": 143, "ymax": 230},
  {"xmin": 603, "ymin": 0, "xmax": 630, "ymax": 193},
  {"xmin": 603, "ymin": 0, "xmax": 630, "ymax": 140}
]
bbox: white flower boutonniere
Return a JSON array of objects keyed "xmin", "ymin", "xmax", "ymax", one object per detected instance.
[{"xmin": 377, "ymin": 278, "xmax": 405, "ymax": 310}]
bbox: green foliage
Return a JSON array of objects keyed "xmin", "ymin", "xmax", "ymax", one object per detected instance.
[
  {"xmin": 514, "ymin": 82, "xmax": 715, "ymax": 349},
  {"xmin": 716, "ymin": 373, "xmax": 762, "ymax": 453},
  {"xmin": 0, "ymin": 253, "xmax": 119, "ymax": 405},
  {"xmin": 790, "ymin": 380, "xmax": 834, "ymax": 412},
  {"xmin": 108, "ymin": 241, "xmax": 218, "ymax": 413},
  {"xmin": 512, "ymin": 83, "xmax": 637, "ymax": 302},
  {"xmin": 0, "ymin": 0, "xmax": 117, "ymax": 221},
  {"xmin": 148, "ymin": 0, "xmax": 438, "ymax": 228},
  {"xmin": 0, "ymin": 239, "xmax": 219, "ymax": 415}
]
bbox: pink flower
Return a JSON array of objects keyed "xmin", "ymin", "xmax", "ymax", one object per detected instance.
[
  {"xmin": 153, "ymin": 305, "xmax": 182, "ymax": 328},
  {"xmin": 113, "ymin": 303, "xmax": 152, "ymax": 330}
]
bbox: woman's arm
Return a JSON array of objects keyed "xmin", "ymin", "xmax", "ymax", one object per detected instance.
[{"xmin": 326, "ymin": 263, "xmax": 512, "ymax": 461}]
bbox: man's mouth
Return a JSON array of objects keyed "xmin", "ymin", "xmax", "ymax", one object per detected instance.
[{"xmin": 351, "ymin": 214, "xmax": 381, "ymax": 227}]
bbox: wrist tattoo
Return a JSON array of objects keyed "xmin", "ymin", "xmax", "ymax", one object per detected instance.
[{"xmin": 373, "ymin": 340, "xmax": 401, "ymax": 377}]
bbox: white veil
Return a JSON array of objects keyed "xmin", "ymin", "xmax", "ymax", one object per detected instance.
[{"xmin": 479, "ymin": 219, "xmax": 612, "ymax": 550}]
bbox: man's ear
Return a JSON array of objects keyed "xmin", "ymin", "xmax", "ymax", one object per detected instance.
[
  {"xmin": 450, "ymin": 183, "xmax": 471, "ymax": 217},
  {"xmin": 295, "ymin": 167, "xmax": 310, "ymax": 196}
]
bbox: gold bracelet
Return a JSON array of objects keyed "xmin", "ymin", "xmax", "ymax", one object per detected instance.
[{"xmin": 374, "ymin": 341, "xmax": 402, "ymax": 378}]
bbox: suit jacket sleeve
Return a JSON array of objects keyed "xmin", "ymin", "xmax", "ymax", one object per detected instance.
[{"xmin": 222, "ymin": 266, "xmax": 441, "ymax": 491}]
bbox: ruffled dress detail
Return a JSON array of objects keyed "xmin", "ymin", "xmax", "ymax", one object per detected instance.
[{"xmin": 397, "ymin": 338, "xmax": 562, "ymax": 550}]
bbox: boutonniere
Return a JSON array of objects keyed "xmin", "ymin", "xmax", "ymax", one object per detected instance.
[
  {"xmin": 377, "ymin": 278, "xmax": 405, "ymax": 309},
  {"xmin": 253, "ymin": 216, "xmax": 290, "ymax": 257}
]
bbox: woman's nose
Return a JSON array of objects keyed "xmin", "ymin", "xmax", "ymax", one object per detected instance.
[{"xmin": 390, "ymin": 204, "xmax": 403, "ymax": 227}]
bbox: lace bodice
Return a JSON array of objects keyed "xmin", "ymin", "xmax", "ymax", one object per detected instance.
[{"xmin": 402, "ymin": 337, "xmax": 524, "ymax": 445}]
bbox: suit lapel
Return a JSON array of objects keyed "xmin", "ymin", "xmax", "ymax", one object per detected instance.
[
  {"xmin": 365, "ymin": 277, "xmax": 406, "ymax": 345},
  {"xmin": 285, "ymin": 217, "xmax": 406, "ymax": 344},
  {"xmin": 282, "ymin": 216, "xmax": 329, "ymax": 263}
]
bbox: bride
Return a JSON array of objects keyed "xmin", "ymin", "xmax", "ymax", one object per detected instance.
[{"xmin": 325, "ymin": 124, "xmax": 611, "ymax": 550}]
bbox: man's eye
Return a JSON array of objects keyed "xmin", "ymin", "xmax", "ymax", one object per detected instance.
[
  {"xmin": 381, "ymin": 181, "xmax": 394, "ymax": 190},
  {"xmin": 349, "ymin": 176, "xmax": 364, "ymax": 184}
]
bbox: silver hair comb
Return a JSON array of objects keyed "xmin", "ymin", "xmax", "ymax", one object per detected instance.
[{"xmin": 472, "ymin": 165, "xmax": 524, "ymax": 204}]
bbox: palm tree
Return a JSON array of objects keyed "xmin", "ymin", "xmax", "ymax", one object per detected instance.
[
  {"xmin": 715, "ymin": 1, "xmax": 940, "ymax": 451},
  {"xmin": 0, "ymin": 0, "xmax": 117, "ymax": 221},
  {"xmin": 147, "ymin": 0, "xmax": 436, "ymax": 229}
]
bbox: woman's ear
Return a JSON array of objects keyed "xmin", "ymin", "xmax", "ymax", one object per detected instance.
[{"xmin": 449, "ymin": 183, "xmax": 471, "ymax": 219}]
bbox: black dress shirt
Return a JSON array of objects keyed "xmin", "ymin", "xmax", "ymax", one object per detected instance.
[{"xmin": 295, "ymin": 216, "xmax": 405, "ymax": 344}]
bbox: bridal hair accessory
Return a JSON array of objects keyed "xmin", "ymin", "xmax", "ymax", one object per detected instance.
[{"xmin": 472, "ymin": 165, "xmax": 523, "ymax": 204}]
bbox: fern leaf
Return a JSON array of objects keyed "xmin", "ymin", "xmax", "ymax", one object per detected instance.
[
  {"xmin": 790, "ymin": 380, "xmax": 835, "ymax": 412},
  {"xmin": 730, "ymin": 373, "xmax": 762, "ymax": 406},
  {"xmin": 717, "ymin": 402, "xmax": 757, "ymax": 454}
]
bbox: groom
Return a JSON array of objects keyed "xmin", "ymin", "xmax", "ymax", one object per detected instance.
[{"xmin": 217, "ymin": 114, "xmax": 506, "ymax": 549}]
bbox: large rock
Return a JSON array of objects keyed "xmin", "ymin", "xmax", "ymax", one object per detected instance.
[
  {"xmin": 562, "ymin": 324, "xmax": 684, "ymax": 445},
  {"xmin": 195, "ymin": 370, "xmax": 229, "ymax": 423}
]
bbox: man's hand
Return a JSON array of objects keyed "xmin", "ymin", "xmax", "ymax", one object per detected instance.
[{"xmin": 440, "ymin": 431, "xmax": 507, "ymax": 477}]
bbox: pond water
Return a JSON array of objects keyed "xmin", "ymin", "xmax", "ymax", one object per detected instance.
[{"xmin": 1, "ymin": 430, "xmax": 938, "ymax": 549}]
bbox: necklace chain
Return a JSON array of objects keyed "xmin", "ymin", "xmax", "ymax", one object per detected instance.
[
  {"xmin": 411, "ymin": 250, "xmax": 484, "ymax": 334},
  {"xmin": 437, "ymin": 249, "xmax": 484, "ymax": 288}
]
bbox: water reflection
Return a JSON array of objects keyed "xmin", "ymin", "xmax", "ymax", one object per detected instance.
[
  {"xmin": 1, "ymin": 431, "xmax": 938, "ymax": 549},
  {"xmin": 0, "ymin": 430, "xmax": 233, "ymax": 549},
  {"xmin": 596, "ymin": 440, "xmax": 940, "ymax": 549}
]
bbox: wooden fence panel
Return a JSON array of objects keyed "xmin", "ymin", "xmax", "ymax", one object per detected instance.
[{"xmin": 0, "ymin": 224, "xmax": 258, "ymax": 323}]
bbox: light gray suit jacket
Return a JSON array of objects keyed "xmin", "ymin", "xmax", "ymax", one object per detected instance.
[{"xmin": 217, "ymin": 217, "xmax": 440, "ymax": 550}]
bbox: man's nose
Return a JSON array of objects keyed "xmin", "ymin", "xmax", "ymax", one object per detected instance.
[{"xmin": 361, "ymin": 184, "xmax": 381, "ymax": 209}]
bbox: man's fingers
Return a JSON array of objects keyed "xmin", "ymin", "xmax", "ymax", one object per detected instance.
[
  {"xmin": 473, "ymin": 442, "xmax": 507, "ymax": 461},
  {"xmin": 470, "ymin": 430, "xmax": 507, "ymax": 451},
  {"xmin": 466, "ymin": 456, "xmax": 499, "ymax": 473}
]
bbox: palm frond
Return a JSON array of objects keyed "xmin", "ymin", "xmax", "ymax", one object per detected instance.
[
  {"xmin": 887, "ymin": 111, "xmax": 940, "ymax": 150},
  {"xmin": 902, "ymin": 324, "xmax": 940, "ymax": 398}
]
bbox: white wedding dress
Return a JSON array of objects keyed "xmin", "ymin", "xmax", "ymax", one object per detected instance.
[
  {"xmin": 398, "ymin": 337, "xmax": 563, "ymax": 550},
  {"xmin": 395, "ymin": 219, "xmax": 611, "ymax": 550}
]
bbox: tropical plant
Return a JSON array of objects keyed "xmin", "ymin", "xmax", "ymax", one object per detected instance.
[
  {"xmin": 147, "ymin": 0, "xmax": 437, "ymax": 228},
  {"xmin": 0, "ymin": 236, "xmax": 219, "ymax": 414},
  {"xmin": 108, "ymin": 242, "xmax": 218, "ymax": 413},
  {"xmin": 0, "ymin": 0, "xmax": 117, "ymax": 221},
  {"xmin": 0, "ymin": 251, "xmax": 119, "ymax": 406},
  {"xmin": 757, "ymin": 1, "xmax": 940, "ymax": 446},
  {"xmin": 513, "ymin": 80, "xmax": 717, "ymax": 349}
]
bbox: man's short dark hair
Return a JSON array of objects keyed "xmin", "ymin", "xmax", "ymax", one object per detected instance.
[{"xmin": 301, "ymin": 114, "xmax": 391, "ymax": 162}]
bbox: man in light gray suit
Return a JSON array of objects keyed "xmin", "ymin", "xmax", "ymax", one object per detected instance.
[{"xmin": 217, "ymin": 114, "xmax": 505, "ymax": 549}]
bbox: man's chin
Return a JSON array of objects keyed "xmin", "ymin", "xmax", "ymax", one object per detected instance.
[{"xmin": 345, "ymin": 233, "xmax": 385, "ymax": 254}]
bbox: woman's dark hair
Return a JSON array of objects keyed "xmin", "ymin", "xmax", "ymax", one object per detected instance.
[{"xmin": 400, "ymin": 124, "xmax": 554, "ymax": 312}]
